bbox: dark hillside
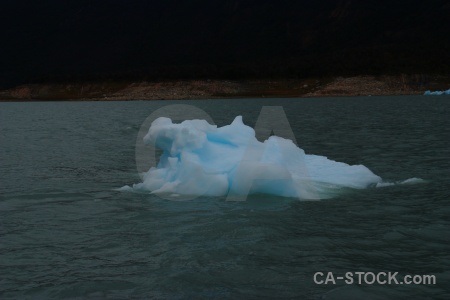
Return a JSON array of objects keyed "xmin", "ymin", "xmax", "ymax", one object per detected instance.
[{"xmin": 1, "ymin": 0, "xmax": 449, "ymax": 87}]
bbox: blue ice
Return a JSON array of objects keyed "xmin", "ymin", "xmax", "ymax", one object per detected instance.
[
  {"xmin": 122, "ymin": 116, "xmax": 388, "ymax": 199},
  {"xmin": 424, "ymin": 89, "xmax": 450, "ymax": 95}
]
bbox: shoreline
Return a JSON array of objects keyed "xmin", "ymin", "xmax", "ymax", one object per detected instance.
[{"xmin": 1, "ymin": 75, "xmax": 448, "ymax": 101}]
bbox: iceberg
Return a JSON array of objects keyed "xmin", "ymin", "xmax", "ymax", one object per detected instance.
[
  {"xmin": 424, "ymin": 89, "xmax": 450, "ymax": 95},
  {"xmin": 122, "ymin": 116, "xmax": 386, "ymax": 200}
]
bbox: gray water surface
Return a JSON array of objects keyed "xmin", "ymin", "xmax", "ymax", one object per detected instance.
[{"xmin": 1, "ymin": 96, "xmax": 449, "ymax": 299}]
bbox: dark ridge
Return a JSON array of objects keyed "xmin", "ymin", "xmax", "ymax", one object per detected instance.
[{"xmin": 1, "ymin": 0, "xmax": 450, "ymax": 88}]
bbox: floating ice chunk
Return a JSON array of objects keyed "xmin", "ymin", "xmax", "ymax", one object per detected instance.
[
  {"xmin": 375, "ymin": 181, "xmax": 395, "ymax": 188},
  {"xmin": 375, "ymin": 177, "xmax": 426, "ymax": 188},
  {"xmin": 424, "ymin": 89, "xmax": 450, "ymax": 95},
  {"xmin": 399, "ymin": 177, "xmax": 426, "ymax": 185},
  {"xmin": 122, "ymin": 116, "xmax": 389, "ymax": 199}
]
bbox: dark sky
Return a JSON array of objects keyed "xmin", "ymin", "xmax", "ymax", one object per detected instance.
[{"xmin": 1, "ymin": 0, "xmax": 450, "ymax": 87}]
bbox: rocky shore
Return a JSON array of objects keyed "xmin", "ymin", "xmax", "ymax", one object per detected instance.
[{"xmin": 1, "ymin": 75, "xmax": 448, "ymax": 101}]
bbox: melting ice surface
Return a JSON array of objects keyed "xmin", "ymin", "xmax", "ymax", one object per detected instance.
[
  {"xmin": 424, "ymin": 89, "xmax": 450, "ymax": 96},
  {"xmin": 121, "ymin": 116, "xmax": 407, "ymax": 199}
]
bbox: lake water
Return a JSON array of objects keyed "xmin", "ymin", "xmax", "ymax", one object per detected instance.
[{"xmin": 1, "ymin": 96, "xmax": 449, "ymax": 299}]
